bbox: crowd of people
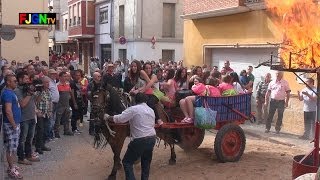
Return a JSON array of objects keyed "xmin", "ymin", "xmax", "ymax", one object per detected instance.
[{"xmin": 0, "ymin": 53, "xmax": 317, "ymax": 179}]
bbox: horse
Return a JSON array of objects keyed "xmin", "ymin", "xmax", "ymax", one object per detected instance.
[{"xmin": 91, "ymin": 85, "xmax": 178, "ymax": 180}]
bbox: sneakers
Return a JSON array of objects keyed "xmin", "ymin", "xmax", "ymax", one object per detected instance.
[
  {"xmin": 18, "ymin": 159, "xmax": 32, "ymax": 165},
  {"xmin": 73, "ymin": 129, "xmax": 82, "ymax": 135},
  {"xmin": 181, "ymin": 117, "xmax": 193, "ymax": 123},
  {"xmin": 42, "ymin": 146, "xmax": 51, "ymax": 151},
  {"xmin": 26, "ymin": 156, "xmax": 40, "ymax": 162},
  {"xmin": 8, "ymin": 167, "xmax": 23, "ymax": 179}
]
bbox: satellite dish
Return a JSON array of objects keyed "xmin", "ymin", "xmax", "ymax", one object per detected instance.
[{"xmin": 0, "ymin": 25, "xmax": 16, "ymax": 41}]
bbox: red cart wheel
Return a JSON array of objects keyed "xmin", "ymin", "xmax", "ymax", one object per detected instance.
[
  {"xmin": 214, "ymin": 123, "xmax": 246, "ymax": 163},
  {"xmin": 178, "ymin": 127, "xmax": 205, "ymax": 151}
]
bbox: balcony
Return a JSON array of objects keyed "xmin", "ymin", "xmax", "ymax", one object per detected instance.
[
  {"xmin": 244, "ymin": 0, "xmax": 264, "ymax": 4},
  {"xmin": 244, "ymin": 0, "xmax": 266, "ymax": 10}
]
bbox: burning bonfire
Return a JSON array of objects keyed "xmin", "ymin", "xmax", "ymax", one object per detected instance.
[{"xmin": 266, "ymin": 0, "xmax": 320, "ymax": 69}]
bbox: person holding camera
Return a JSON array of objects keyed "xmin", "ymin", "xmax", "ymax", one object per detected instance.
[
  {"xmin": 15, "ymin": 71, "xmax": 40, "ymax": 165},
  {"xmin": 34, "ymin": 76, "xmax": 52, "ymax": 154}
]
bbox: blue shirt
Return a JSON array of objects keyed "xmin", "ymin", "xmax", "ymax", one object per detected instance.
[
  {"xmin": 1, "ymin": 89, "xmax": 22, "ymax": 124},
  {"xmin": 240, "ymin": 76, "xmax": 249, "ymax": 86}
]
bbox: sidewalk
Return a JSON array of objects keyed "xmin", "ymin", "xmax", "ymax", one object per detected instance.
[{"xmin": 241, "ymin": 121, "xmax": 314, "ymax": 151}]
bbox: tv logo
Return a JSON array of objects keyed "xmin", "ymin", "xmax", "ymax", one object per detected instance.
[{"xmin": 19, "ymin": 13, "xmax": 56, "ymax": 25}]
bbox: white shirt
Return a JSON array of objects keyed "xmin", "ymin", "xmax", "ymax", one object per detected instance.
[
  {"xmin": 113, "ymin": 103, "xmax": 156, "ymax": 139},
  {"xmin": 49, "ymin": 78, "xmax": 60, "ymax": 103},
  {"xmin": 301, "ymin": 87, "xmax": 317, "ymax": 112},
  {"xmin": 233, "ymin": 82, "xmax": 245, "ymax": 94}
]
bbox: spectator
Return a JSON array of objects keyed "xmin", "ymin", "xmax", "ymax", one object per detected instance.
[
  {"xmin": 9, "ymin": 60, "xmax": 17, "ymax": 73},
  {"xmin": 48, "ymin": 69, "xmax": 59, "ymax": 140},
  {"xmin": 247, "ymin": 65, "xmax": 255, "ymax": 89},
  {"xmin": 90, "ymin": 57, "xmax": 99, "ymax": 77},
  {"xmin": 256, "ymin": 73, "xmax": 272, "ymax": 124},
  {"xmin": 2, "ymin": 74, "xmax": 23, "ymax": 179},
  {"xmin": 264, "ymin": 71, "xmax": 291, "ymax": 134},
  {"xmin": 230, "ymin": 72, "xmax": 246, "ymax": 94},
  {"xmin": 298, "ymin": 78, "xmax": 317, "ymax": 139},
  {"xmin": 102, "ymin": 64, "xmax": 122, "ymax": 89},
  {"xmin": 87, "ymin": 72, "xmax": 102, "ymax": 135},
  {"xmin": 223, "ymin": 60, "xmax": 234, "ymax": 74},
  {"xmin": 70, "ymin": 70, "xmax": 84, "ymax": 134},
  {"xmin": 54, "ymin": 72, "xmax": 74, "ymax": 138},
  {"xmin": 15, "ymin": 71, "xmax": 40, "ymax": 165},
  {"xmin": 34, "ymin": 77, "xmax": 52, "ymax": 154},
  {"xmin": 174, "ymin": 68, "xmax": 188, "ymax": 90}
]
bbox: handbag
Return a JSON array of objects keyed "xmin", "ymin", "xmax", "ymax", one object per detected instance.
[{"xmin": 194, "ymin": 98, "xmax": 217, "ymax": 129}]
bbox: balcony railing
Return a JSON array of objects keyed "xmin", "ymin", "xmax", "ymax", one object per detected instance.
[{"xmin": 245, "ymin": 0, "xmax": 264, "ymax": 3}]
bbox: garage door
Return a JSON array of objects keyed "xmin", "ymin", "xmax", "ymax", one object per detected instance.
[{"xmin": 212, "ymin": 47, "xmax": 279, "ymax": 111}]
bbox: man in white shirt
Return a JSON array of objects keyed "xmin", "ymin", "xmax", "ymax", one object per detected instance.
[
  {"xmin": 298, "ymin": 78, "xmax": 317, "ymax": 139},
  {"xmin": 105, "ymin": 93, "xmax": 156, "ymax": 180},
  {"xmin": 48, "ymin": 69, "xmax": 59, "ymax": 139}
]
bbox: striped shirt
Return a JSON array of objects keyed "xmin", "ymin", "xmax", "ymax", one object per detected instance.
[
  {"xmin": 256, "ymin": 81, "xmax": 270, "ymax": 99},
  {"xmin": 35, "ymin": 90, "xmax": 52, "ymax": 116}
]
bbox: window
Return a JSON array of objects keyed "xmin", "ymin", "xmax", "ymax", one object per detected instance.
[
  {"xmin": 119, "ymin": 5, "xmax": 125, "ymax": 37},
  {"xmin": 162, "ymin": 3, "xmax": 175, "ymax": 38},
  {"xmin": 56, "ymin": 19, "xmax": 60, "ymax": 31},
  {"xmin": 65, "ymin": 19, "xmax": 68, "ymax": 31},
  {"xmin": 69, "ymin": 19, "xmax": 72, "ymax": 26},
  {"xmin": 162, "ymin": 50, "xmax": 175, "ymax": 62},
  {"xmin": 100, "ymin": 6, "xmax": 108, "ymax": 24},
  {"xmin": 101, "ymin": 44, "xmax": 112, "ymax": 62},
  {"xmin": 119, "ymin": 49, "xmax": 127, "ymax": 60},
  {"xmin": 77, "ymin": 3, "xmax": 81, "ymax": 25}
]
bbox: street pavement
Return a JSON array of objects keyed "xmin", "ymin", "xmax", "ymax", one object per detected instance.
[{"xmin": 0, "ymin": 117, "xmax": 314, "ymax": 179}]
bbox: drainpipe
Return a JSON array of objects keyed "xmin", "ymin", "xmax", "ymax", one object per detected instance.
[
  {"xmin": 110, "ymin": 0, "xmax": 114, "ymax": 62},
  {"xmin": 140, "ymin": 0, "xmax": 143, "ymax": 39}
]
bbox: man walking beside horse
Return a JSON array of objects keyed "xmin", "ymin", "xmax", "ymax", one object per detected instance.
[{"xmin": 105, "ymin": 92, "xmax": 156, "ymax": 180}]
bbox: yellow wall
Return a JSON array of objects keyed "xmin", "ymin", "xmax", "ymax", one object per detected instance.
[
  {"xmin": 1, "ymin": 0, "xmax": 49, "ymax": 62},
  {"xmin": 183, "ymin": 10, "xmax": 306, "ymax": 93},
  {"xmin": 183, "ymin": 10, "xmax": 282, "ymax": 67}
]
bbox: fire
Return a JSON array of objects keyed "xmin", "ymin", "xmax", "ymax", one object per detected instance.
[{"xmin": 266, "ymin": 0, "xmax": 320, "ymax": 68}]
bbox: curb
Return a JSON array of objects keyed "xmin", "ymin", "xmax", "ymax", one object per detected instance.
[{"xmin": 244, "ymin": 129, "xmax": 296, "ymax": 147}]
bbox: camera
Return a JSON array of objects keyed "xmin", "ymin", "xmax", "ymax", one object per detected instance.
[{"xmin": 22, "ymin": 79, "xmax": 44, "ymax": 94}]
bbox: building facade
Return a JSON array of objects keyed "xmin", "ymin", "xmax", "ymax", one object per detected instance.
[
  {"xmin": 182, "ymin": 0, "xmax": 317, "ymax": 135},
  {"xmin": 68, "ymin": 0, "xmax": 95, "ymax": 73},
  {"xmin": 112, "ymin": 0, "xmax": 184, "ymax": 62},
  {"xmin": 49, "ymin": 0, "xmax": 76, "ymax": 54},
  {"xmin": 1, "ymin": 0, "xmax": 49, "ymax": 62},
  {"xmin": 95, "ymin": 0, "xmax": 112, "ymax": 64}
]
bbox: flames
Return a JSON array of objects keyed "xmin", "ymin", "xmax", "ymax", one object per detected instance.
[{"xmin": 266, "ymin": 0, "xmax": 320, "ymax": 68}]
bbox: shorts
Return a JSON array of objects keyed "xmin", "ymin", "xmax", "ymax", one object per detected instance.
[{"xmin": 3, "ymin": 123, "xmax": 20, "ymax": 154}]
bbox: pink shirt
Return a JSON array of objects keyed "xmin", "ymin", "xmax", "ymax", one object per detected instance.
[
  {"xmin": 206, "ymin": 85, "xmax": 221, "ymax": 97},
  {"xmin": 218, "ymin": 83, "xmax": 234, "ymax": 93},
  {"xmin": 268, "ymin": 79, "xmax": 290, "ymax": 100}
]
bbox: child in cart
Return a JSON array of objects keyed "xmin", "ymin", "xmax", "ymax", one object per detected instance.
[{"xmin": 179, "ymin": 76, "xmax": 221, "ymax": 123}]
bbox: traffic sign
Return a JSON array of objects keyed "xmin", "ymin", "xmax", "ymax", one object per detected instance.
[{"xmin": 0, "ymin": 25, "xmax": 16, "ymax": 41}]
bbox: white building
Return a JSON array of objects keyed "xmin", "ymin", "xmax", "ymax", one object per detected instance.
[
  {"xmin": 112, "ymin": 0, "xmax": 184, "ymax": 62},
  {"xmin": 49, "ymin": 0, "xmax": 75, "ymax": 54},
  {"xmin": 95, "ymin": 0, "xmax": 112, "ymax": 63}
]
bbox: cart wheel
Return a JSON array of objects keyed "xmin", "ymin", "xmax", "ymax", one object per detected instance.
[
  {"xmin": 214, "ymin": 124, "xmax": 246, "ymax": 163},
  {"xmin": 178, "ymin": 127, "xmax": 205, "ymax": 151}
]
